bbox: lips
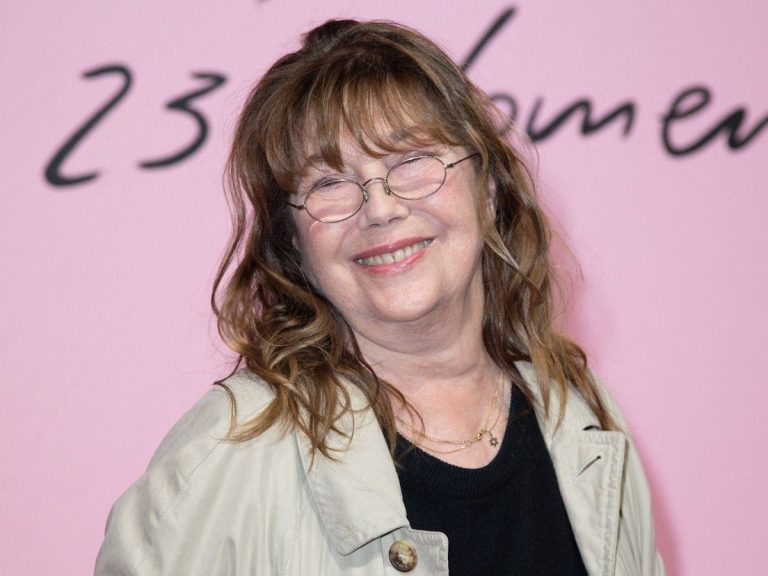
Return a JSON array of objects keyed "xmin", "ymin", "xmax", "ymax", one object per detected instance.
[{"xmin": 354, "ymin": 239, "xmax": 433, "ymax": 266}]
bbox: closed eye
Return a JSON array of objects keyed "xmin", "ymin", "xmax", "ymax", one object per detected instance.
[
  {"xmin": 311, "ymin": 178, "xmax": 354, "ymax": 192},
  {"xmin": 395, "ymin": 149, "xmax": 441, "ymax": 163}
]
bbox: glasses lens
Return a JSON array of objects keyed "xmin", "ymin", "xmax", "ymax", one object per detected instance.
[
  {"xmin": 305, "ymin": 180, "xmax": 364, "ymax": 222},
  {"xmin": 387, "ymin": 156, "xmax": 446, "ymax": 200}
]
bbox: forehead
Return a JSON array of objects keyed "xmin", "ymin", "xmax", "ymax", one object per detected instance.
[
  {"xmin": 301, "ymin": 126, "xmax": 443, "ymax": 170},
  {"xmin": 274, "ymin": 72, "xmax": 464, "ymax": 191}
]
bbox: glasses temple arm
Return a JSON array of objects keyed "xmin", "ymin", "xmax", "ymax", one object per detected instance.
[{"xmin": 444, "ymin": 152, "xmax": 480, "ymax": 169}]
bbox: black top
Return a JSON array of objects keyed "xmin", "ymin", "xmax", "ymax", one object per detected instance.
[{"xmin": 395, "ymin": 384, "xmax": 588, "ymax": 576}]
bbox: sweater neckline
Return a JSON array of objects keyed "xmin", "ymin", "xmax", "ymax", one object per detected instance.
[{"xmin": 395, "ymin": 384, "xmax": 537, "ymax": 498}]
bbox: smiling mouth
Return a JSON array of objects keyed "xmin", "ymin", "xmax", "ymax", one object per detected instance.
[{"xmin": 354, "ymin": 239, "xmax": 432, "ymax": 266}]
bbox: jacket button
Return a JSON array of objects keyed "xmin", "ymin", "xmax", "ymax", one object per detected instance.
[{"xmin": 388, "ymin": 540, "xmax": 418, "ymax": 572}]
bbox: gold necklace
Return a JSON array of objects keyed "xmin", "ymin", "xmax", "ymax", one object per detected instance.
[{"xmin": 397, "ymin": 372, "xmax": 506, "ymax": 455}]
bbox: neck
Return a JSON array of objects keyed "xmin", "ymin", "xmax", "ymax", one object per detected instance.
[
  {"xmin": 353, "ymin": 279, "xmax": 506, "ymax": 449},
  {"xmin": 352, "ymin": 272, "xmax": 491, "ymax": 398},
  {"xmin": 357, "ymin": 327, "xmax": 494, "ymax": 400}
]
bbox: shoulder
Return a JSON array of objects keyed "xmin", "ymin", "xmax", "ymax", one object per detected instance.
[
  {"xmin": 132, "ymin": 369, "xmax": 287, "ymax": 500},
  {"xmin": 148, "ymin": 370, "xmax": 275, "ymax": 467},
  {"xmin": 96, "ymin": 371, "xmax": 301, "ymax": 575},
  {"xmin": 514, "ymin": 360, "xmax": 607, "ymax": 437}
]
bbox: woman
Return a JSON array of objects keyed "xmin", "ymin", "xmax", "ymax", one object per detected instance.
[{"xmin": 96, "ymin": 19, "xmax": 664, "ymax": 575}]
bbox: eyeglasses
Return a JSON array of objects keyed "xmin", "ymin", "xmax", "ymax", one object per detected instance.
[{"xmin": 286, "ymin": 152, "xmax": 480, "ymax": 223}]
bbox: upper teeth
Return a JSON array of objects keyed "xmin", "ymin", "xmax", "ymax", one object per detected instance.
[{"xmin": 356, "ymin": 240, "xmax": 432, "ymax": 266}]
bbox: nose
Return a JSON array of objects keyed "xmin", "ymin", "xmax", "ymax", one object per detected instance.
[{"xmin": 357, "ymin": 176, "xmax": 409, "ymax": 227}]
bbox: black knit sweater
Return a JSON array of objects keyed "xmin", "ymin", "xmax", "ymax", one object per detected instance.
[{"xmin": 395, "ymin": 384, "xmax": 588, "ymax": 576}]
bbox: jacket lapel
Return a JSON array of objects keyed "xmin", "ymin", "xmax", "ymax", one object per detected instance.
[
  {"xmin": 517, "ymin": 362, "xmax": 627, "ymax": 576},
  {"xmin": 294, "ymin": 395, "xmax": 409, "ymax": 556},
  {"xmin": 550, "ymin": 428, "xmax": 626, "ymax": 575}
]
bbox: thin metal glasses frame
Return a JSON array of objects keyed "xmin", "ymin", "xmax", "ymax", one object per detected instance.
[{"xmin": 286, "ymin": 152, "xmax": 480, "ymax": 223}]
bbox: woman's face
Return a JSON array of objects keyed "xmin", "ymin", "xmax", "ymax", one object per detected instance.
[{"xmin": 290, "ymin": 138, "xmax": 487, "ymax": 340}]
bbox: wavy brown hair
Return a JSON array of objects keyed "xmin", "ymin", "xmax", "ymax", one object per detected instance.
[{"xmin": 212, "ymin": 19, "xmax": 616, "ymax": 456}]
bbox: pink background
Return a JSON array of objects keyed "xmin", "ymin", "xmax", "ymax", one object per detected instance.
[{"xmin": 2, "ymin": 1, "xmax": 766, "ymax": 574}]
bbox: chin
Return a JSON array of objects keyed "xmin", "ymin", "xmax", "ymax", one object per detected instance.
[{"xmin": 370, "ymin": 296, "xmax": 442, "ymax": 324}]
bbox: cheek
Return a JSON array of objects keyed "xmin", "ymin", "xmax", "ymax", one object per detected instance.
[
  {"xmin": 291, "ymin": 218, "xmax": 320, "ymax": 287},
  {"xmin": 298, "ymin": 243, "xmax": 321, "ymax": 290},
  {"xmin": 293, "ymin": 221, "xmax": 342, "ymax": 293},
  {"xmin": 299, "ymin": 252, "xmax": 319, "ymax": 288}
]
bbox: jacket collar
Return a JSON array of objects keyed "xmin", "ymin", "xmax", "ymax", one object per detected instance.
[
  {"xmin": 295, "ymin": 362, "xmax": 627, "ymax": 572},
  {"xmin": 294, "ymin": 391, "xmax": 409, "ymax": 556},
  {"xmin": 518, "ymin": 362, "xmax": 627, "ymax": 576}
]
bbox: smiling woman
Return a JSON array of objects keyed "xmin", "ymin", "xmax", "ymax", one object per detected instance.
[
  {"xmin": 95, "ymin": 18, "xmax": 664, "ymax": 576},
  {"xmin": 290, "ymin": 143, "xmax": 487, "ymax": 331}
]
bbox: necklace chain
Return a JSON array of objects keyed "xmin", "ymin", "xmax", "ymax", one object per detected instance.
[{"xmin": 397, "ymin": 371, "xmax": 506, "ymax": 454}]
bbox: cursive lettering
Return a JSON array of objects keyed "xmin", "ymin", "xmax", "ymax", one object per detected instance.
[{"xmin": 661, "ymin": 85, "xmax": 768, "ymax": 156}]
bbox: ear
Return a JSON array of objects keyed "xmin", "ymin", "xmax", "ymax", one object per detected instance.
[{"xmin": 483, "ymin": 176, "xmax": 498, "ymax": 222}]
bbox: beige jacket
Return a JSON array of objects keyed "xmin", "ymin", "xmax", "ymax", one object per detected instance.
[{"xmin": 95, "ymin": 363, "xmax": 664, "ymax": 575}]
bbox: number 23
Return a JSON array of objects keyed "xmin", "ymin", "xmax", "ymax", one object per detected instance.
[{"xmin": 44, "ymin": 63, "xmax": 227, "ymax": 187}]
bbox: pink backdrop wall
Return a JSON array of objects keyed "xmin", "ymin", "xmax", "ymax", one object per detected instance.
[{"xmin": 2, "ymin": 1, "xmax": 766, "ymax": 574}]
